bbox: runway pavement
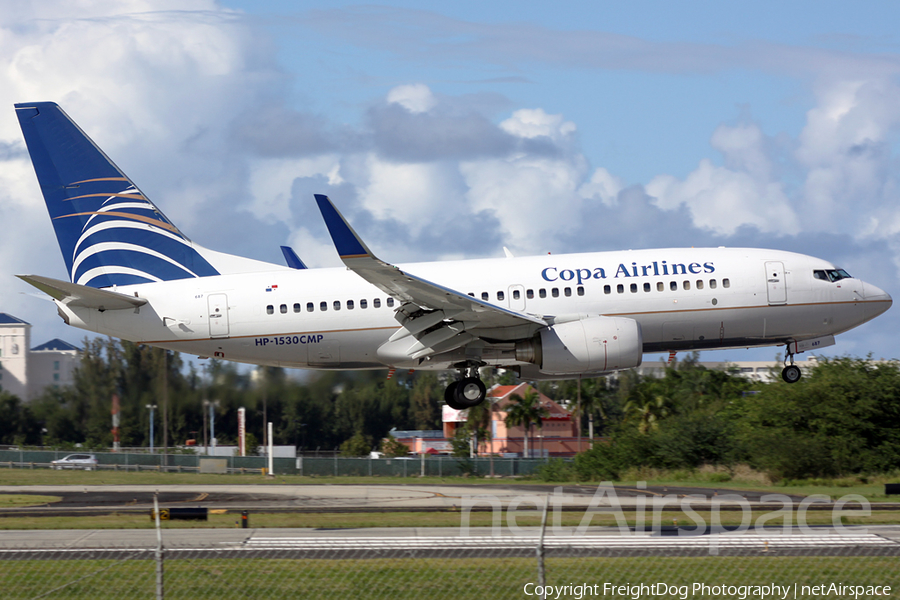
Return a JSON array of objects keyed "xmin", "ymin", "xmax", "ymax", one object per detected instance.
[{"xmin": 0, "ymin": 483, "xmax": 819, "ymax": 516}]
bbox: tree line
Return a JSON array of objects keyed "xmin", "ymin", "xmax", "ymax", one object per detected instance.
[
  {"xmin": 0, "ymin": 338, "xmax": 446, "ymax": 453},
  {"xmin": 1, "ymin": 338, "xmax": 898, "ymax": 481}
]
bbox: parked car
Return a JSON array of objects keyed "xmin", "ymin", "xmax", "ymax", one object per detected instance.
[{"xmin": 50, "ymin": 454, "xmax": 99, "ymax": 470}]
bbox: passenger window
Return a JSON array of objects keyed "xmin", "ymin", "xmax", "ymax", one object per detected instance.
[
  {"xmin": 360, "ymin": 299, "xmax": 368, "ymax": 309},
  {"xmin": 643, "ymin": 283, "xmax": 651, "ymax": 292},
  {"xmin": 526, "ymin": 289, "xmax": 534, "ymax": 299},
  {"xmin": 374, "ymin": 298, "xmax": 381, "ymax": 308},
  {"xmin": 696, "ymin": 280, "xmax": 704, "ymax": 290},
  {"xmin": 293, "ymin": 303, "xmax": 301, "ymax": 313},
  {"xmin": 604, "ymin": 285, "xmax": 611, "ymax": 294},
  {"xmin": 577, "ymin": 286, "xmax": 584, "ymax": 296},
  {"xmin": 551, "ymin": 288, "xmax": 559, "ymax": 298},
  {"xmin": 630, "ymin": 283, "xmax": 638, "ymax": 293},
  {"xmin": 513, "ymin": 290, "xmax": 520, "ymax": 300},
  {"xmin": 468, "ymin": 292, "xmax": 474, "ymax": 297},
  {"xmin": 347, "ymin": 300, "xmax": 354, "ymax": 310},
  {"xmin": 670, "ymin": 281, "xmax": 677, "ymax": 291},
  {"xmin": 320, "ymin": 301, "xmax": 327, "ymax": 311},
  {"xmin": 482, "ymin": 292, "xmax": 489, "ymax": 301},
  {"xmin": 280, "ymin": 304, "xmax": 287, "ymax": 314},
  {"xmin": 657, "ymin": 282, "xmax": 664, "ymax": 292},
  {"xmin": 683, "ymin": 281, "xmax": 690, "ymax": 290},
  {"xmin": 307, "ymin": 302, "xmax": 314, "ymax": 312},
  {"xmin": 564, "ymin": 287, "xmax": 571, "ymax": 297},
  {"xmin": 723, "ymin": 279, "xmax": 731, "ymax": 288},
  {"xmin": 387, "ymin": 298, "xmax": 394, "ymax": 307},
  {"xmin": 497, "ymin": 291, "xmax": 505, "ymax": 301},
  {"xmin": 539, "ymin": 289, "xmax": 547, "ymax": 298},
  {"xmin": 334, "ymin": 301, "xmax": 341, "ymax": 311},
  {"xmin": 709, "ymin": 279, "xmax": 717, "ymax": 289},
  {"xmin": 617, "ymin": 284, "xmax": 624, "ymax": 294},
  {"xmin": 266, "ymin": 305, "xmax": 274, "ymax": 315}
]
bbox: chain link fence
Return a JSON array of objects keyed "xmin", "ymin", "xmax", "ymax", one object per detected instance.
[
  {"xmin": 0, "ymin": 449, "xmax": 549, "ymax": 477},
  {"xmin": 1, "ymin": 530, "xmax": 898, "ymax": 599}
]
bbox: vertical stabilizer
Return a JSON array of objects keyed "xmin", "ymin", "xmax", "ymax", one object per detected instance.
[{"xmin": 15, "ymin": 102, "xmax": 220, "ymax": 288}]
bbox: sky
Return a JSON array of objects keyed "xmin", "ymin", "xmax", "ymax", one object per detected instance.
[{"xmin": 2, "ymin": 0, "xmax": 900, "ymax": 366}]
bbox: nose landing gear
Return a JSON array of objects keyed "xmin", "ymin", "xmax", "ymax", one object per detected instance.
[
  {"xmin": 782, "ymin": 350, "xmax": 802, "ymax": 384},
  {"xmin": 444, "ymin": 365, "xmax": 487, "ymax": 410}
]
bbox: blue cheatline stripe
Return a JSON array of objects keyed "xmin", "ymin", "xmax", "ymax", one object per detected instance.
[{"xmin": 314, "ymin": 194, "xmax": 369, "ymax": 258}]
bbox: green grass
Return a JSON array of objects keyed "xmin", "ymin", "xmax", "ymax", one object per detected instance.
[
  {"xmin": 0, "ymin": 494, "xmax": 60, "ymax": 507},
  {"xmin": 1, "ymin": 556, "xmax": 897, "ymax": 600}
]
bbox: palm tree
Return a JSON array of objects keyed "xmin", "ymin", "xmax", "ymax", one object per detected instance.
[
  {"xmin": 623, "ymin": 382, "xmax": 671, "ymax": 434},
  {"xmin": 504, "ymin": 389, "xmax": 548, "ymax": 458}
]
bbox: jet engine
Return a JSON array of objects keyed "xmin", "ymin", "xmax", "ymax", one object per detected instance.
[{"xmin": 516, "ymin": 316, "xmax": 642, "ymax": 375}]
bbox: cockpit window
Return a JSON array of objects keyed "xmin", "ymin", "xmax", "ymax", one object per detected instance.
[{"xmin": 814, "ymin": 269, "xmax": 852, "ymax": 283}]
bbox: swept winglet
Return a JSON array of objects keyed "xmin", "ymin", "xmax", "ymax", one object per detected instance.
[{"xmin": 314, "ymin": 194, "xmax": 375, "ymax": 260}]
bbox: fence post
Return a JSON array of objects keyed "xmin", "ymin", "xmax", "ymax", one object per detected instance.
[
  {"xmin": 536, "ymin": 494, "xmax": 549, "ymax": 600},
  {"xmin": 153, "ymin": 493, "xmax": 164, "ymax": 600},
  {"xmin": 334, "ymin": 452, "xmax": 338, "ymax": 477}
]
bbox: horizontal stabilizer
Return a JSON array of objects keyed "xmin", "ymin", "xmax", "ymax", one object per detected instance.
[{"xmin": 17, "ymin": 274, "xmax": 147, "ymax": 311}]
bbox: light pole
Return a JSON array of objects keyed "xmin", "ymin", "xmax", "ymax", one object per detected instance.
[
  {"xmin": 146, "ymin": 404, "xmax": 157, "ymax": 453},
  {"xmin": 204, "ymin": 400, "xmax": 220, "ymax": 454}
]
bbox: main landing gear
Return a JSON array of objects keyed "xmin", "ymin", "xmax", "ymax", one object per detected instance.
[
  {"xmin": 782, "ymin": 350, "xmax": 802, "ymax": 384},
  {"xmin": 444, "ymin": 365, "xmax": 487, "ymax": 410}
]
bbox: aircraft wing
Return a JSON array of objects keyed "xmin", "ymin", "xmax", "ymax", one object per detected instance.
[
  {"xmin": 17, "ymin": 274, "xmax": 147, "ymax": 311},
  {"xmin": 315, "ymin": 195, "xmax": 547, "ymax": 358}
]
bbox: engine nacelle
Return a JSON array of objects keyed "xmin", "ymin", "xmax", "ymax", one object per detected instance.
[{"xmin": 517, "ymin": 316, "xmax": 643, "ymax": 375}]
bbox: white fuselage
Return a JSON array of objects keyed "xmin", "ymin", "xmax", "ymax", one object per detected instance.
[{"xmin": 56, "ymin": 247, "xmax": 892, "ymax": 372}]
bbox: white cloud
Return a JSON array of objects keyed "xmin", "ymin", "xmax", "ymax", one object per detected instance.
[
  {"xmin": 461, "ymin": 152, "xmax": 588, "ymax": 252},
  {"xmin": 500, "ymin": 108, "xmax": 576, "ymax": 142},
  {"xmin": 247, "ymin": 156, "xmax": 342, "ymax": 223},
  {"xmin": 386, "ymin": 83, "xmax": 436, "ymax": 114},
  {"xmin": 647, "ymin": 160, "xmax": 798, "ymax": 236},
  {"xmin": 578, "ymin": 167, "xmax": 624, "ymax": 206},
  {"xmin": 357, "ymin": 155, "xmax": 464, "ymax": 236}
]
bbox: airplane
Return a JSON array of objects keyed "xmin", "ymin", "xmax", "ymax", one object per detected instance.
[{"xmin": 13, "ymin": 102, "xmax": 893, "ymax": 409}]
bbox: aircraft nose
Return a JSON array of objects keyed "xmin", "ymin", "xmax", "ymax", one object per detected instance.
[{"xmin": 862, "ymin": 282, "xmax": 892, "ymax": 315}]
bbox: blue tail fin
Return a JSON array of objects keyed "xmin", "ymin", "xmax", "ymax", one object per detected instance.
[{"xmin": 15, "ymin": 102, "xmax": 219, "ymax": 288}]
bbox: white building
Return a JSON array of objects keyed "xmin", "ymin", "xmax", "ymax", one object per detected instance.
[{"xmin": 0, "ymin": 313, "xmax": 80, "ymax": 400}]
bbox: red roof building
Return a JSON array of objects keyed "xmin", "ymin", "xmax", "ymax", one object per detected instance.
[{"xmin": 442, "ymin": 383, "xmax": 588, "ymax": 457}]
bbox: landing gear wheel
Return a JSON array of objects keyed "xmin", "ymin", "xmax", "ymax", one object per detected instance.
[
  {"xmin": 454, "ymin": 377, "xmax": 487, "ymax": 408},
  {"xmin": 444, "ymin": 381, "xmax": 465, "ymax": 410},
  {"xmin": 782, "ymin": 365, "xmax": 802, "ymax": 384}
]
